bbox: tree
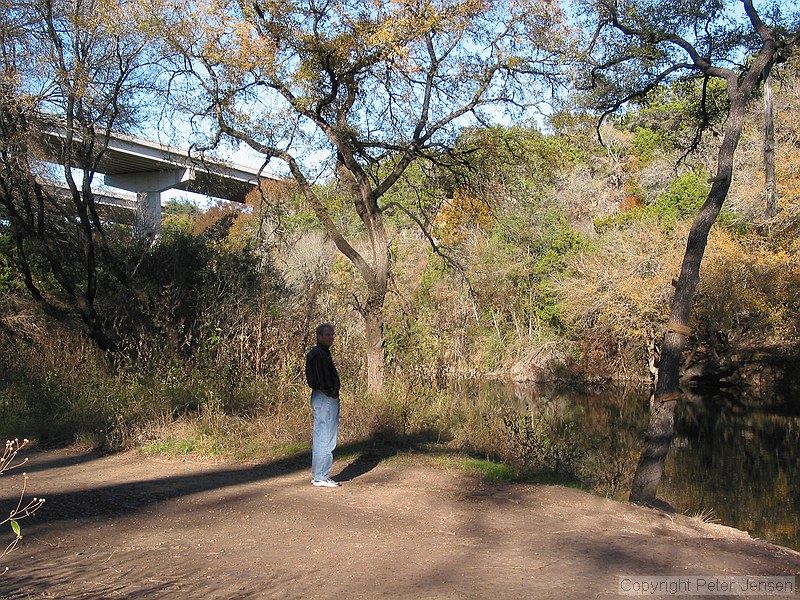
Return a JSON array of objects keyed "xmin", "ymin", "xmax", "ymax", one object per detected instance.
[
  {"xmin": 0, "ymin": 0, "xmax": 156, "ymax": 350},
  {"xmin": 154, "ymin": 0, "xmax": 568, "ymax": 395},
  {"xmin": 578, "ymin": 0, "xmax": 800, "ymax": 504}
]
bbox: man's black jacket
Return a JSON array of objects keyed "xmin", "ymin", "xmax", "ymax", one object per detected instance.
[{"xmin": 305, "ymin": 344, "xmax": 340, "ymax": 399}]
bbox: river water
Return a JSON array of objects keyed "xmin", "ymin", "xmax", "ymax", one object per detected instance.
[{"xmin": 474, "ymin": 380, "xmax": 800, "ymax": 552}]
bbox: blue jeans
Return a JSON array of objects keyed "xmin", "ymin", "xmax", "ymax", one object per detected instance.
[{"xmin": 311, "ymin": 390, "xmax": 339, "ymax": 480}]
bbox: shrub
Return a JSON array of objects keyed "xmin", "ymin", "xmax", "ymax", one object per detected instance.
[{"xmin": 0, "ymin": 440, "xmax": 45, "ymax": 562}]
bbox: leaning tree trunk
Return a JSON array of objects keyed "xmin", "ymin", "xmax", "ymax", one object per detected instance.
[{"xmin": 629, "ymin": 49, "xmax": 776, "ymax": 504}]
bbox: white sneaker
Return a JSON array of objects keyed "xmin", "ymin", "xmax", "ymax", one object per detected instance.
[{"xmin": 312, "ymin": 477, "xmax": 341, "ymax": 488}]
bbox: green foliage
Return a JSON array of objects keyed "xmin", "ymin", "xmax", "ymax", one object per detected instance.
[
  {"xmin": 457, "ymin": 124, "xmax": 565, "ymax": 200},
  {"xmin": 378, "ymin": 159, "xmax": 448, "ymax": 227},
  {"xmin": 121, "ymin": 215, "xmax": 284, "ymax": 379},
  {"xmin": 623, "ymin": 79, "xmax": 730, "ymax": 151},
  {"xmin": 652, "ymin": 170, "xmax": 710, "ymax": 224},
  {"xmin": 0, "ymin": 236, "xmax": 20, "ymax": 293},
  {"xmin": 595, "ymin": 167, "xmax": 750, "ymax": 243},
  {"xmin": 595, "ymin": 170, "xmax": 713, "ymax": 232},
  {"xmin": 0, "ymin": 43, "xmax": 797, "ymax": 497},
  {"xmin": 0, "ymin": 203, "xmax": 310, "ymax": 448},
  {"xmin": 162, "ymin": 199, "xmax": 199, "ymax": 217},
  {"xmin": 631, "ymin": 126, "xmax": 671, "ymax": 163},
  {"xmin": 476, "ymin": 205, "xmax": 586, "ymax": 334}
]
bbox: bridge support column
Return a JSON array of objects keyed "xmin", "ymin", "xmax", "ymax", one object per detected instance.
[
  {"xmin": 134, "ymin": 191, "xmax": 162, "ymax": 241},
  {"xmin": 106, "ymin": 167, "xmax": 195, "ymax": 239}
]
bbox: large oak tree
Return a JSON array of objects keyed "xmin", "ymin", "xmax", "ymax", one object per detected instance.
[{"xmin": 154, "ymin": 0, "xmax": 568, "ymax": 395}]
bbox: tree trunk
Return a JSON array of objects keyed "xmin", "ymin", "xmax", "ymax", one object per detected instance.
[
  {"xmin": 298, "ymin": 159, "xmax": 391, "ymax": 397},
  {"xmin": 629, "ymin": 55, "xmax": 773, "ymax": 504},
  {"xmin": 361, "ymin": 209, "xmax": 390, "ymax": 398},
  {"xmin": 364, "ymin": 308, "xmax": 386, "ymax": 396}
]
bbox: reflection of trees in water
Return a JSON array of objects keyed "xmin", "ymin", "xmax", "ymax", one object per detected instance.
[
  {"xmin": 475, "ymin": 379, "xmax": 798, "ymax": 550},
  {"xmin": 662, "ymin": 388, "xmax": 800, "ymax": 551},
  {"xmin": 481, "ymin": 381, "xmax": 651, "ymax": 498}
]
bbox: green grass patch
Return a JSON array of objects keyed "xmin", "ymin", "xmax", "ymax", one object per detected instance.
[
  {"xmin": 142, "ymin": 439, "xmax": 196, "ymax": 456},
  {"xmin": 430, "ymin": 453, "xmax": 587, "ymax": 488},
  {"xmin": 461, "ymin": 457, "xmax": 520, "ymax": 481},
  {"xmin": 269, "ymin": 441, "xmax": 311, "ymax": 458}
]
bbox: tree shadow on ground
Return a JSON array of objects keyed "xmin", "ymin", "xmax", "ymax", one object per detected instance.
[{"xmin": 7, "ymin": 446, "xmax": 109, "ymax": 475}]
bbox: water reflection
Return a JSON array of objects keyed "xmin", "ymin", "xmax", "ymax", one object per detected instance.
[
  {"xmin": 663, "ymin": 387, "xmax": 800, "ymax": 551},
  {"xmin": 471, "ymin": 380, "xmax": 800, "ymax": 551}
]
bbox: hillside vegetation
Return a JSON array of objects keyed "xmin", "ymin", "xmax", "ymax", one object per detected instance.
[{"xmin": 1, "ymin": 59, "xmax": 799, "ymax": 487}]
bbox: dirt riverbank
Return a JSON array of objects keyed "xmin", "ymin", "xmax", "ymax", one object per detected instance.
[{"xmin": 1, "ymin": 448, "xmax": 798, "ymax": 599}]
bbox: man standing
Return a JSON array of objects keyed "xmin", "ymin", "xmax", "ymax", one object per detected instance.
[{"xmin": 305, "ymin": 323, "xmax": 341, "ymax": 487}]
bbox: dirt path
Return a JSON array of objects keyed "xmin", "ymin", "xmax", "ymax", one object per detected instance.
[{"xmin": 0, "ymin": 448, "xmax": 798, "ymax": 599}]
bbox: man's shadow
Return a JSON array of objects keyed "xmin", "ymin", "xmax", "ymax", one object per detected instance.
[
  {"xmin": 334, "ymin": 450, "xmax": 393, "ymax": 481},
  {"xmin": 333, "ymin": 430, "xmax": 434, "ymax": 482}
]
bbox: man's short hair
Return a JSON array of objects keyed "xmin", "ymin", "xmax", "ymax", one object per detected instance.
[{"xmin": 316, "ymin": 323, "xmax": 335, "ymax": 338}]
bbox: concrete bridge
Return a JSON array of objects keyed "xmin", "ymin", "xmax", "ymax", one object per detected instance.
[{"xmin": 36, "ymin": 122, "xmax": 271, "ymax": 237}]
